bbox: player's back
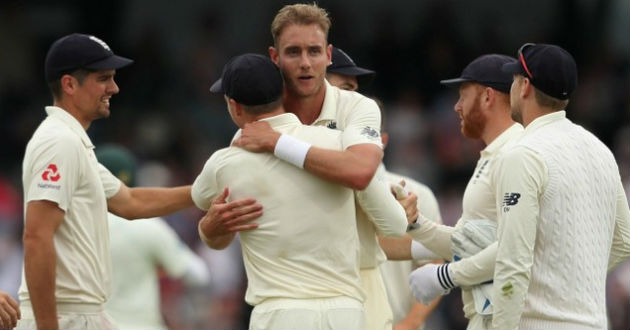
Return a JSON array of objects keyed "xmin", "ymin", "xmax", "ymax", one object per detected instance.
[
  {"xmin": 515, "ymin": 115, "xmax": 619, "ymax": 328},
  {"xmin": 205, "ymin": 114, "xmax": 363, "ymax": 305}
]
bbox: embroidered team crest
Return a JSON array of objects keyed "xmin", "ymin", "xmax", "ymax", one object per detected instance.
[
  {"xmin": 327, "ymin": 121, "xmax": 337, "ymax": 129},
  {"xmin": 42, "ymin": 164, "xmax": 61, "ymax": 182},
  {"xmin": 360, "ymin": 126, "xmax": 380, "ymax": 139}
]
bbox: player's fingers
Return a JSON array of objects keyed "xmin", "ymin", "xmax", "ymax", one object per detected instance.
[
  {"xmin": 0, "ymin": 308, "xmax": 10, "ymax": 329},
  {"xmin": 213, "ymin": 187, "xmax": 230, "ymax": 205},
  {"xmin": 6, "ymin": 298, "xmax": 18, "ymax": 321},
  {"xmin": 398, "ymin": 179, "xmax": 406, "ymax": 188},
  {"xmin": 229, "ymin": 209, "xmax": 263, "ymax": 226},
  {"xmin": 229, "ymin": 223, "xmax": 259, "ymax": 233}
]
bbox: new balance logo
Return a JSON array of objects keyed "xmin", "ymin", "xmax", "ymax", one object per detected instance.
[{"xmin": 503, "ymin": 193, "xmax": 521, "ymax": 206}]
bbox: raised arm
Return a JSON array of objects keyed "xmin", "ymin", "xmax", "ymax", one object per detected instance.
[{"xmin": 23, "ymin": 200, "xmax": 64, "ymax": 330}]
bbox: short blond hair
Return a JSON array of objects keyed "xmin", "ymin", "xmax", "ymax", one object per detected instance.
[
  {"xmin": 534, "ymin": 87, "xmax": 569, "ymax": 110},
  {"xmin": 271, "ymin": 3, "xmax": 331, "ymax": 46}
]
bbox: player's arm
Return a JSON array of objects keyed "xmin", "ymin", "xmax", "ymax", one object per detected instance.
[
  {"xmin": 107, "ymin": 184, "xmax": 193, "ymax": 220},
  {"xmin": 608, "ymin": 180, "xmax": 630, "ymax": 272},
  {"xmin": 23, "ymin": 200, "xmax": 64, "ymax": 330},
  {"xmin": 394, "ymin": 297, "xmax": 441, "ymax": 330},
  {"xmin": 355, "ymin": 166, "xmax": 408, "ymax": 237},
  {"xmin": 491, "ymin": 148, "xmax": 545, "ymax": 330},
  {"xmin": 233, "ymin": 98, "xmax": 383, "ymax": 190},
  {"xmin": 0, "ymin": 290, "xmax": 20, "ymax": 330},
  {"xmin": 406, "ymin": 218, "xmax": 457, "ymax": 260}
]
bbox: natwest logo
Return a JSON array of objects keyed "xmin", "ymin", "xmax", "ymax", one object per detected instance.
[{"xmin": 42, "ymin": 164, "xmax": 61, "ymax": 182}]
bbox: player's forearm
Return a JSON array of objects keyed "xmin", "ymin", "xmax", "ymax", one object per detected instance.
[
  {"xmin": 449, "ymin": 242, "xmax": 497, "ymax": 287},
  {"xmin": 126, "ymin": 186, "xmax": 193, "ymax": 219},
  {"xmin": 379, "ymin": 235, "xmax": 412, "ymax": 260},
  {"xmin": 407, "ymin": 218, "xmax": 455, "ymax": 260},
  {"xmin": 304, "ymin": 146, "xmax": 382, "ymax": 190},
  {"xmin": 399, "ymin": 298, "xmax": 440, "ymax": 330},
  {"xmin": 23, "ymin": 234, "xmax": 58, "ymax": 330}
]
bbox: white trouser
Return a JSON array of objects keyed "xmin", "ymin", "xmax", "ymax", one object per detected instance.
[
  {"xmin": 249, "ymin": 296, "xmax": 364, "ymax": 330},
  {"xmin": 17, "ymin": 302, "xmax": 118, "ymax": 330},
  {"xmin": 360, "ymin": 267, "xmax": 394, "ymax": 330}
]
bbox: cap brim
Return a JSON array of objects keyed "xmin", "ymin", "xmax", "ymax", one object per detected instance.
[
  {"xmin": 439, "ymin": 77, "xmax": 471, "ymax": 87},
  {"xmin": 85, "ymin": 55, "xmax": 134, "ymax": 70},
  {"xmin": 209, "ymin": 78, "xmax": 223, "ymax": 93},
  {"xmin": 502, "ymin": 61, "xmax": 523, "ymax": 74},
  {"xmin": 327, "ymin": 66, "xmax": 375, "ymax": 77}
]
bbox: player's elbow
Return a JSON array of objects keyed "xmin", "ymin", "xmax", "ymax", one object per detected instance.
[{"xmin": 348, "ymin": 168, "xmax": 376, "ymax": 190}]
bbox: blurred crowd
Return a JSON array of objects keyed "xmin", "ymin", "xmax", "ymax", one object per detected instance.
[{"xmin": 0, "ymin": 0, "xmax": 628, "ymax": 329}]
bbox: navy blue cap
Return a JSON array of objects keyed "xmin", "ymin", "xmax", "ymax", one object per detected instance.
[
  {"xmin": 327, "ymin": 47, "xmax": 375, "ymax": 78},
  {"xmin": 502, "ymin": 43, "xmax": 577, "ymax": 100},
  {"xmin": 45, "ymin": 33, "xmax": 133, "ymax": 82},
  {"xmin": 210, "ymin": 54, "xmax": 283, "ymax": 106},
  {"xmin": 441, "ymin": 54, "xmax": 516, "ymax": 93}
]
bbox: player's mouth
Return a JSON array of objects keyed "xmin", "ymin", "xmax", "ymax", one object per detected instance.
[
  {"xmin": 298, "ymin": 75, "xmax": 314, "ymax": 81},
  {"xmin": 101, "ymin": 97, "xmax": 111, "ymax": 107}
]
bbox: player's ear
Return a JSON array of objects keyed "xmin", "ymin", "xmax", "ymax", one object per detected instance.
[
  {"xmin": 269, "ymin": 46, "xmax": 279, "ymax": 65},
  {"xmin": 326, "ymin": 44, "xmax": 332, "ymax": 64},
  {"xmin": 60, "ymin": 74, "xmax": 78, "ymax": 96}
]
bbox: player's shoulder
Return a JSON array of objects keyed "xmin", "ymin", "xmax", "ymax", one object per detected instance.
[{"xmin": 332, "ymin": 85, "xmax": 378, "ymax": 111}]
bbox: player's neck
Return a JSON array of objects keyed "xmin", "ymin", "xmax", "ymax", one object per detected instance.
[
  {"xmin": 252, "ymin": 106, "xmax": 286, "ymax": 122},
  {"xmin": 283, "ymin": 86, "xmax": 325, "ymax": 125},
  {"xmin": 53, "ymin": 99, "xmax": 92, "ymax": 130},
  {"xmin": 482, "ymin": 111, "xmax": 515, "ymax": 145}
]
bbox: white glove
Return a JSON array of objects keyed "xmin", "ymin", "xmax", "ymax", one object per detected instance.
[
  {"xmin": 408, "ymin": 263, "xmax": 456, "ymax": 305},
  {"xmin": 451, "ymin": 219, "xmax": 497, "ymax": 259},
  {"xmin": 471, "ymin": 282, "xmax": 494, "ymax": 315}
]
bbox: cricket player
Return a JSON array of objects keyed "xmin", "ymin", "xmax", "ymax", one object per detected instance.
[
  {"xmin": 326, "ymin": 46, "xmax": 443, "ymax": 329},
  {"xmin": 491, "ymin": 43, "xmax": 630, "ymax": 329},
  {"xmin": 96, "ymin": 145, "xmax": 210, "ymax": 330},
  {"xmin": 194, "ymin": 53, "xmax": 407, "ymax": 329},
  {"xmin": 19, "ymin": 33, "xmax": 194, "ymax": 330},
  {"xmin": 406, "ymin": 54, "xmax": 523, "ymax": 330},
  {"xmin": 222, "ymin": 5, "xmax": 417, "ymax": 329}
]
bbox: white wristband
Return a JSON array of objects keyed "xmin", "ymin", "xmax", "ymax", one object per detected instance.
[
  {"xmin": 411, "ymin": 240, "xmax": 440, "ymax": 260},
  {"xmin": 274, "ymin": 134, "xmax": 311, "ymax": 169}
]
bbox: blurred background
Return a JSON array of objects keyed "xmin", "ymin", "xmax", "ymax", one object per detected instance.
[{"xmin": 0, "ymin": 0, "xmax": 628, "ymax": 329}]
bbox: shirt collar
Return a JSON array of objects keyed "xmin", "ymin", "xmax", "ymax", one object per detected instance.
[
  {"xmin": 45, "ymin": 106, "xmax": 94, "ymax": 149},
  {"xmin": 313, "ymin": 80, "xmax": 338, "ymax": 125},
  {"xmin": 258, "ymin": 112, "xmax": 302, "ymax": 129},
  {"xmin": 481, "ymin": 123, "xmax": 524, "ymax": 157},
  {"xmin": 523, "ymin": 110, "xmax": 566, "ymax": 136}
]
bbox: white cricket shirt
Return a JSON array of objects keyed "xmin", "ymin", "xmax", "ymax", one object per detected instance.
[
  {"xmin": 20, "ymin": 106, "xmax": 121, "ymax": 305},
  {"xmin": 407, "ymin": 123, "xmax": 523, "ymax": 320},
  {"xmin": 106, "ymin": 214, "xmax": 191, "ymax": 330},
  {"xmin": 380, "ymin": 171, "xmax": 443, "ymax": 325},
  {"xmin": 492, "ymin": 111, "xmax": 630, "ymax": 330},
  {"xmin": 193, "ymin": 113, "xmax": 405, "ymax": 305}
]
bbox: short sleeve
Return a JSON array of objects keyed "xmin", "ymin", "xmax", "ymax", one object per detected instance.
[
  {"xmin": 340, "ymin": 97, "xmax": 383, "ymax": 149},
  {"xmin": 191, "ymin": 153, "xmax": 222, "ymax": 210},
  {"xmin": 24, "ymin": 135, "xmax": 80, "ymax": 212},
  {"xmin": 98, "ymin": 163, "xmax": 122, "ymax": 198}
]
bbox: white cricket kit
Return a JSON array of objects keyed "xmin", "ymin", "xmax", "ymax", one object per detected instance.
[
  {"xmin": 106, "ymin": 214, "xmax": 195, "ymax": 330},
  {"xmin": 380, "ymin": 171, "xmax": 442, "ymax": 326},
  {"xmin": 193, "ymin": 113, "xmax": 405, "ymax": 329},
  {"xmin": 311, "ymin": 80, "xmax": 399, "ymax": 330},
  {"xmin": 492, "ymin": 111, "xmax": 630, "ymax": 330},
  {"xmin": 407, "ymin": 123, "xmax": 523, "ymax": 327},
  {"xmin": 18, "ymin": 106, "xmax": 121, "ymax": 329}
]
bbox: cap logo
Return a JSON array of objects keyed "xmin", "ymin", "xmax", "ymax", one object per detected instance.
[{"xmin": 89, "ymin": 36, "xmax": 111, "ymax": 51}]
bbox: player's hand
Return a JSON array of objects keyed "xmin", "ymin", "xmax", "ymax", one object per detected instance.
[
  {"xmin": 232, "ymin": 121, "xmax": 281, "ymax": 153},
  {"xmin": 451, "ymin": 219, "xmax": 497, "ymax": 259},
  {"xmin": 0, "ymin": 291, "xmax": 20, "ymax": 330},
  {"xmin": 199, "ymin": 187, "xmax": 262, "ymax": 239},
  {"xmin": 391, "ymin": 181, "xmax": 418, "ymax": 224},
  {"xmin": 408, "ymin": 263, "xmax": 456, "ymax": 305}
]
